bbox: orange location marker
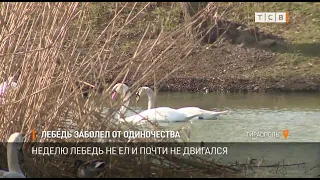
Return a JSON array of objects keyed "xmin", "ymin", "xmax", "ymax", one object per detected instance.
[
  {"xmin": 31, "ymin": 130, "xmax": 36, "ymax": 140},
  {"xmin": 283, "ymin": 129, "xmax": 289, "ymax": 139}
]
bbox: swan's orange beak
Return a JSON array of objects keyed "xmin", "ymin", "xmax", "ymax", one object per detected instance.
[{"xmin": 111, "ymin": 91, "xmax": 117, "ymax": 100}]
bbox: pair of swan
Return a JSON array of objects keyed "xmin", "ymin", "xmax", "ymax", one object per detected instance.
[
  {"xmin": 111, "ymin": 83, "xmax": 228, "ymax": 124},
  {"xmin": 136, "ymin": 86, "xmax": 228, "ymax": 120},
  {"xmin": 0, "ymin": 132, "xmax": 26, "ymax": 178},
  {"xmin": 112, "ymin": 83, "xmax": 199, "ymax": 123}
]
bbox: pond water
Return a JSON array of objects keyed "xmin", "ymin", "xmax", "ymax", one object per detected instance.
[
  {"xmin": 131, "ymin": 91, "xmax": 320, "ymax": 142},
  {"xmin": 127, "ymin": 91, "xmax": 320, "ymax": 178}
]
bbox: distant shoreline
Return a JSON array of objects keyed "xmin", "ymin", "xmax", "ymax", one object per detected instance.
[{"xmin": 153, "ymin": 76, "xmax": 320, "ymax": 93}]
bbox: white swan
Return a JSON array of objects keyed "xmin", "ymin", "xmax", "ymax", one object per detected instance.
[
  {"xmin": 136, "ymin": 86, "xmax": 228, "ymax": 120},
  {"xmin": 0, "ymin": 132, "xmax": 26, "ymax": 178},
  {"xmin": 111, "ymin": 83, "xmax": 201, "ymax": 123},
  {"xmin": 111, "ymin": 83, "xmax": 132, "ymax": 120},
  {"xmin": 0, "ymin": 77, "xmax": 18, "ymax": 95},
  {"xmin": 0, "ymin": 77, "xmax": 18, "ymax": 103}
]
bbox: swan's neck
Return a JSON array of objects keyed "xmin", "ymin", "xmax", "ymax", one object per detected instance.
[
  {"xmin": 118, "ymin": 91, "xmax": 131, "ymax": 120},
  {"xmin": 146, "ymin": 90, "xmax": 155, "ymax": 109},
  {"xmin": 7, "ymin": 143, "xmax": 24, "ymax": 174}
]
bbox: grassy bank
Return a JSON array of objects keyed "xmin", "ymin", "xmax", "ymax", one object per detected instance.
[
  {"xmin": 243, "ymin": 2, "xmax": 320, "ymax": 79},
  {"xmin": 84, "ymin": 2, "xmax": 320, "ymax": 92}
]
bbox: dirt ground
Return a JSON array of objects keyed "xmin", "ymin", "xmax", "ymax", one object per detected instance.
[
  {"xmin": 105, "ymin": 37, "xmax": 320, "ymax": 93},
  {"xmin": 75, "ymin": 3, "xmax": 320, "ymax": 92},
  {"xmin": 81, "ymin": 3, "xmax": 320, "ymax": 93},
  {"xmin": 104, "ymin": 18, "xmax": 320, "ymax": 93},
  {"xmin": 156, "ymin": 42, "xmax": 320, "ymax": 92}
]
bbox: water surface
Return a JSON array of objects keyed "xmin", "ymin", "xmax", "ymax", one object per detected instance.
[
  {"xmin": 132, "ymin": 92, "xmax": 320, "ymax": 178},
  {"xmin": 133, "ymin": 92, "xmax": 320, "ymax": 142}
]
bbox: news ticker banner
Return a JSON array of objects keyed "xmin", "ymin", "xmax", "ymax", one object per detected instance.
[
  {"xmin": 3, "ymin": 142, "xmax": 318, "ymax": 177},
  {"xmin": 27, "ymin": 142, "xmax": 320, "ymax": 177},
  {"xmin": 24, "ymin": 130, "xmax": 318, "ymax": 163},
  {"xmin": 19, "ymin": 142, "xmax": 319, "ymax": 161}
]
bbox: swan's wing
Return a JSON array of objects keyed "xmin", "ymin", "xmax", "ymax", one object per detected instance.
[
  {"xmin": 121, "ymin": 108, "xmax": 171, "ymax": 122},
  {"xmin": 177, "ymin": 107, "xmax": 228, "ymax": 120},
  {"xmin": 195, "ymin": 110, "xmax": 228, "ymax": 120},
  {"xmin": 123, "ymin": 107, "xmax": 200, "ymax": 123},
  {"xmin": 203, "ymin": 110, "xmax": 228, "ymax": 116},
  {"xmin": 137, "ymin": 108, "xmax": 172, "ymax": 122},
  {"xmin": 123, "ymin": 111, "xmax": 148, "ymax": 123},
  {"xmin": 178, "ymin": 107, "xmax": 200, "ymax": 111},
  {"xmin": 176, "ymin": 107, "xmax": 204, "ymax": 118},
  {"xmin": 121, "ymin": 109, "xmax": 165, "ymax": 124},
  {"xmin": 177, "ymin": 107, "xmax": 201, "ymax": 112},
  {"xmin": 128, "ymin": 107, "xmax": 186, "ymax": 122},
  {"xmin": 148, "ymin": 107, "xmax": 197, "ymax": 122}
]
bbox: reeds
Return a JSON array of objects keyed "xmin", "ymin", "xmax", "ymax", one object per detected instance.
[{"xmin": 0, "ymin": 2, "xmax": 244, "ymax": 177}]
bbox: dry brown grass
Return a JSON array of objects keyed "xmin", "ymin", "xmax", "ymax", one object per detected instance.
[{"xmin": 0, "ymin": 2, "xmax": 245, "ymax": 178}]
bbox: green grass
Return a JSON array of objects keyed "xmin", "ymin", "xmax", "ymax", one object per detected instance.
[
  {"xmin": 223, "ymin": 2, "xmax": 320, "ymax": 78},
  {"xmin": 86, "ymin": 2, "xmax": 320, "ymax": 78}
]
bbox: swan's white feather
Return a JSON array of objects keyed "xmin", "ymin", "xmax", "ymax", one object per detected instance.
[
  {"xmin": 113, "ymin": 84, "xmax": 202, "ymax": 123},
  {"xmin": 1, "ymin": 133, "xmax": 26, "ymax": 178},
  {"xmin": 176, "ymin": 107, "xmax": 228, "ymax": 120},
  {"xmin": 120, "ymin": 107, "xmax": 199, "ymax": 123}
]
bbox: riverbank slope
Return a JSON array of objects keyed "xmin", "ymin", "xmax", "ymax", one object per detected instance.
[{"xmin": 90, "ymin": 2, "xmax": 320, "ymax": 92}]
